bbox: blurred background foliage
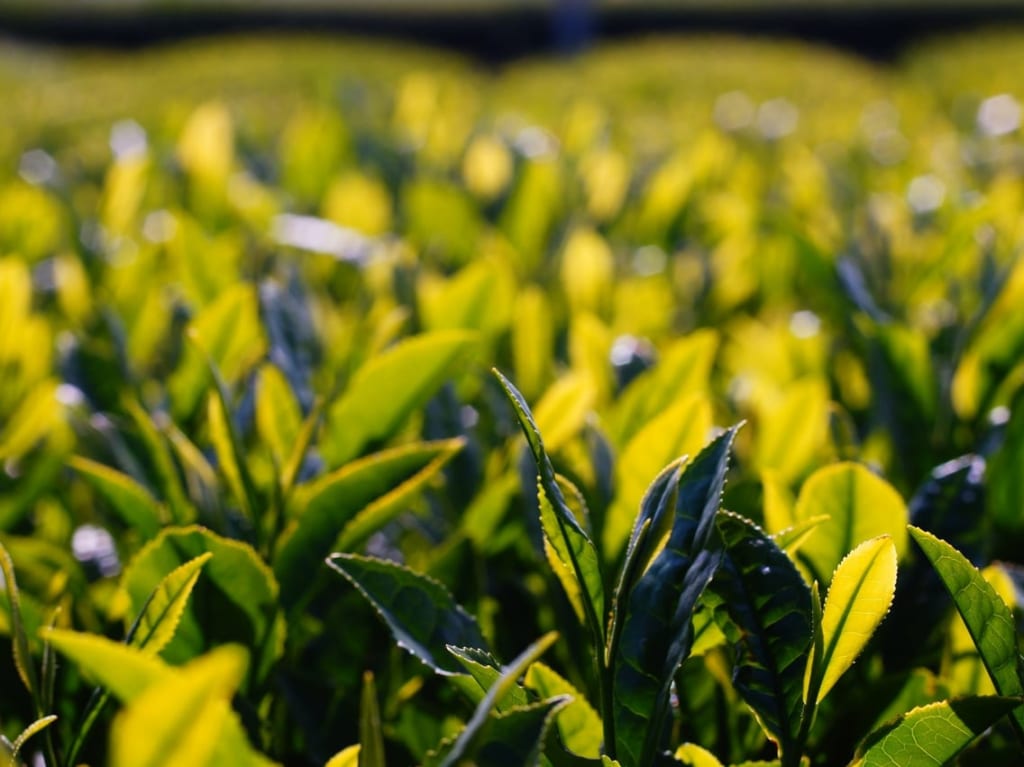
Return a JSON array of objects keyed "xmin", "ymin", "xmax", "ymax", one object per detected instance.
[{"xmin": 5, "ymin": 18, "xmax": 1024, "ymax": 765}]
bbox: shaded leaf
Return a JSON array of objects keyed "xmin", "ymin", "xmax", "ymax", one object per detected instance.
[
  {"xmin": 275, "ymin": 439, "xmax": 463, "ymax": 606},
  {"xmin": 609, "ymin": 426, "xmax": 739, "ymax": 767},
  {"xmin": 322, "ymin": 330, "xmax": 476, "ymax": 466},
  {"xmin": 68, "ymin": 456, "xmax": 164, "ymax": 537},
  {"xmin": 360, "ymin": 671, "xmax": 386, "ymax": 767},
  {"xmin": 704, "ymin": 512, "xmax": 812, "ymax": 757},
  {"xmin": 327, "ymin": 553, "xmax": 487, "ymax": 675}
]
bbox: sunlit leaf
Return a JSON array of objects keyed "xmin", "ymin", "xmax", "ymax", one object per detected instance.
[
  {"xmin": 807, "ymin": 536, "xmax": 897, "ymax": 706},
  {"xmin": 127, "ymin": 552, "xmax": 212, "ymax": 656},
  {"xmin": 324, "ymin": 745, "xmax": 360, "ymax": 767},
  {"xmin": 321, "ymin": 330, "xmax": 476, "ymax": 467},
  {"xmin": 525, "ymin": 661, "xmax": 603, "ymax": 758},
  {"xmin": 851, "ymin": 697, "xmax": 1023, "ymax": 767},
  {"xmin": 909, "ymin": 526, "xmax": 1024, "ymax": 735},
  {"xmin": 793, "ymin": 463, "xmax": 907, "ymax": 584},
  {"xmin": 0, "ymin": 540, "xmax": 38, "ymax": 699}
]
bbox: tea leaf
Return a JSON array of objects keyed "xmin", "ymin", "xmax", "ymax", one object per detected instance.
[
  {"xmin": 525, "ymin": 661, "xmax": 603, "ymax": 758},
  {"xmin": 275, "ymin": 439, "xmax": 463, "ymax": 606},
  {"xmin": 327, "ymin": 553, "xmax": 487, "ymax": 675},
  {"xmin": 496, "ymin": 370, "xmax": 605, "ymax": 649},
  {"xmin": 7, "ymin": 714, "xmax": 57, "ymax": 763},
  {"xmin": 0, "ymin": 540, "xmax": 38, "ymax": 699},
  {"xmin": 127, "ymin": 552, "xmax": 213, "ymax": 656},
  {"xmin": 851, "ymin": 696, "xmax": 1023, "ymax": 766},
  {"xmin": 122, "ymin": 526, "xmax": 284, "ymax": 683},
  {"xmin": 255, "ymin": 363, "xmax": 302, "ymax": 467},
  {"xmin": 449, "ymin": 646, "xmax": 530, "ymax": 711},
  {"xmin": 909, "ymin": 526, "xmax": 1024, "ymax": 735},
  {"xmin": 673, "ymin": 743, "xmax": 724, "ymax": 766},
  {"xmin": 808, "ymin": 536, "xmax": 897, "ymax": 706},
  {"xmin": 322, "ymin": 330, "xmax": 477, "ymax": 467},
  {"xmin": 206, "ymin": 363, "xmax": 258, "ymax": 521},
  {"xmin": 43, "ymin": 629, "xmax": 170, "ymax": 700},
  {"xmin": 68, "ymin": 456, "xmax": 164, "ymax": 538},
  {"xmin": 793, "ymin": 464, "xmax": 907, "ymax": 585},
  {"xmin": 704, "ymin": 512, "xmax": 812, "ymax": 758},
  {"xmin": 609, "ymin": 425, "xmax": 738, "ymax": 767},
  {"xmin": 325, "ymin": 745, "xmax": 360, "ymax": 767},
  {"xmin": 359, "ymin": 671, "xmax": 386, "ymax": 767}
]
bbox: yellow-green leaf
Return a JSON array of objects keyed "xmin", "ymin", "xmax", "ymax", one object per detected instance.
[
  {"xmin": 793, "ymin": 463, "xmax": 907, "ymax": 584},
  {"xmin": 524, "ymin": 662, "xmax": 602, "ymax": 758},
  {"xmin": 127, "ymin": 553, "xmax": 213, "ymax": 657},
  {"xmin": 325, "ymin": 745, "xmax": 360, "ymax": 767},
  {"xmin": 674, "ymin": 742, "xmax": 725, "ymax": 767},
  {"xmin": 807, "ymin": 536, "xmax": 897, "ymax": 705},
  {"xmin": 68, "ymin": 456, "xmax": 165, "ymax": 538},
  {"xmin": 43, "ymin": 629, "xmax": 170, "ymax": 701},
  {"xmin": 255, "ymin": 363, "xmax": 302, "ymax": 467}
]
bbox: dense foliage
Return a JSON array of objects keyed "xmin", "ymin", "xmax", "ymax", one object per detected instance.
[{"xmin": 3, "ymin": 30, "xmax": 1024, "ymax": 766}]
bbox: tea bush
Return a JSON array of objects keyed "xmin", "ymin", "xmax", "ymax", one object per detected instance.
[{"xmin": 2, "ymin": 30, "xmax": 1024, "ymax": 766}]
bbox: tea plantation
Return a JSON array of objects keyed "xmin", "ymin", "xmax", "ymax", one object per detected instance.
[{"xmin": 3, "ymin": 31, "xmax": 1024, "ymax": 766}]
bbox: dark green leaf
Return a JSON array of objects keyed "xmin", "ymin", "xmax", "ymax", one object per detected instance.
[
  {"xmin": 327, "ymin": 553, "xmax": 487, "ymax": 675},
  {"xmin": 275, "ymin": 439, "xmax": 463, "ymax": 606},
  {"xmin": 609, "ymin": 425, "xmax": 739, "ymax": 767},
  {"xmin": 704, "ymin": 512, "xmax": 812, "ymax": 758},
  {"xmin": 360, "ymin": 671, "xmax": 386, "ymax": 767}
]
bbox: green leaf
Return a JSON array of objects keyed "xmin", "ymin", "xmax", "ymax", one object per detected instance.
[
  {"xmin": 525, "ymin": 662, "xmax": 603, "ymax": 758},
  {"xmin": 6, "ymin": 715, "xmax": 57, "ymax": 764},
  {"xmin": 280, "ymin": 400, "xmax": 322, "ymax": 499},
  {"xmin": 205, "ymin": 364, "xmax": 259, "ymax": 521},
  {"xmin": 673, "ymin": 743, "xmax": 724, "ymax": 766},
  {"xmin": 495, "ymin": 370, "xmax": 605, "ymax": 652},
  {"xmin": 530, "ymin": 373, "xmax": 596, "ymax": 454},
  {"xmin": 360, "ymin": 671, "xmax": 386, "ymax": 767},
  {"xmin": 325, "ymin": 745, "xmax": 360, "ymax": 767},
  {"xmin": 608, "ymin": 425, "xmax": 739, "ymax": 767},
  {"xmin": 0, "ymin": 539, "xmax": 38, "ymax": 700},
  {"xmin": 125, "ymin": 398, "xmax": 193, "ymax": 525},
  {"xmin": 109, "ymin": 645, "xmax": 250, "ymax": 767},
  {"xmin": 434, "ymin": 632, "xmax": 560, "ymax": 767},
  {"xmin": 167, "ymin": 283, "xmax": 267, "ymax": 421},
  {"xmin": 275, "ymin": 439, "xmax": 463, "ymax": 606},
  {"xmin": 703, "ymin": 512, "xmax": 812, "ymax": 758},
  {"xmin": 327, "ymin": 553, "xmax": 487, "ymax": 675},
  {"xmin": 0, "ymin": 381, "xmax": 60, "ymax": 462},
  {"xmin": 793, "ymin": 463, "xmax": 907, "ymax": 585},
  {"xmin": 450, "ymin": 646, "xmax": 531, "ymax": 711},
  {"xmin": 771, "ymin": 516, "xmax": 829, "ymax": 559},
  {"xmin": 121, "ymin": 526, "xmax": 284, "ymax": 684},
  {"xmin": 127, "ymin": 552, "xmax": 213, "ymax": 656},
  {"xmin": 807, "ymin": 535, "xmax": 897, "ymax": 706},
  {"xmin": 68, "ymin": 456, "xmax": 165, "ymax": 537},
  {"xmin": 851, "ymin": 697, "xmax": 1023, "ymax": 766},
  {"xmin": 43, "ymin": 629, "xmax": 170, "ymax": 701},
  {"xmin": 604, "ymin": 392, "xmax": 714, "ymax": 561},
  {"xmin": 322, "ymin": 330, "xmax": 477, "ymax": 467},
  {"xmin": 908, "ymin": 526, "xmax": 1024, "ymax": 735},
  {"xmin": 255, "ymin": 363, "xmax": 302, "ymax": 467}
]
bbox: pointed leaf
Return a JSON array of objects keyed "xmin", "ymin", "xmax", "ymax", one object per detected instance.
[
  {"xmin": 495, "ymin": 370, "xmax": 605, "ymax": 651},
  {"xmin": 436, "ymin": 632, "xmax": 559, "ymax": 767},
  {"xmin": 206, "ymin": 370, "xmax": 258, "ymax": 521},
  {"xmin": 851, "ymin": 696, "xmax": 1023, "ymax": 766},
  {"xmin": 275, "ymin": 439, "xmax": 463, "ymax": 606},
  {"xmin": 43, "ymin": 629, "xmax": 171, "ymax": 701},
  {"xmin": 360, "ymin": 671, "xmax": 386, "ymax": 767},
  {"xmin": 68, "ymin": 456, "xmax": 164, "ymax": 537},
  {"xmin": 327, "ymin": 553, "xmax": 487, "ymax": 675},
  {"xmin": 280, "ymin": 401, "xmax": 322, "ymax": 498},
  {"xmin": 322, "ymin": 330, "xmax": 477, "ymax": 466},
  {"xmin": 125, "ymin": 398, "xmax": 193, "ymax": 525},
  {"xmin": 525, "ymin": 662, "xmax": 603, "ymax": 758},
  {"xmin": 909, "ymin": 526, "xmax": 1024, "ymax": 735},
  {"xmin": 0, "ymin": 540, "xmax": 38, "ymax": 699},
  {"xmin": 793, "ymin": 463, "xmax": 907, "ymax": 585},
  {"xmin": 772, "ymin": 516, "xmax": 829, "ymax": 559},
  {"xmin": 325, "ymin": 745, "xmax": 360, "ymax": 767},
  {"xmin": 109, "ymin": 645, "xmax": 249, "ymax": 767},
  {"xmin": 673, "ymin": 743, "xmax": 724, "ymax": 766},
  {"xmin": 127, "ymin": 552, "xmax": 213, "ymax": 656},
  {"xmin": 703, "ymin": 512, "xmax": 812, "ymax": 757},
  {"xmin": 449, "ymin": 646, "xmax": 531, "ymax": 711},
  {"xmin": 255, "ymin": 363, "xmax": 302, "ymax": 466},
  {"xmin": 122, "ymin": 526, "xmax": 284, "ymax": 683},
  {"xmin": 609, "ymin": 426, "xmax": 739, "ymax": 767},
  {"xmin": 809, "ymin": 536, "xmax": 897, "ymax": 706}
]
